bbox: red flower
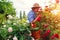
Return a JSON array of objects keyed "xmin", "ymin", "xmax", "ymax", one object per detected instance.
[
  {"xmin": 55, "ymin": 0, "xmax": 59, "ymax": 3},
  {"xmin": 51, "ymin": 33, "xmax": 59, "ymax": 39},
  {"xmin": 41, "ymin": 30, "xmax": 51, "ymax": 40},
  {"xmin": 31, "ymin": 30, "xmax": 41, "ymax": 39},
  {"xmin": 41, "ymin": 30, "xmax": 51, "ymax": 38},
  {"xmin": 35, "ymin": 15, "xmax": 41, "ymax": 22},
  {"xmin": 47, "ymin": 30, "xmax": 51, "ymax": 33},
  {"xmin": 44, "ymin": 30, "xmax": 51, "ymax": 36},
  {"xmin": 43, "ymin": 24, "xmax": 48, "ymax": 28},
  {"xmin": 51, "ymin": 35, "xmax": 55, "ymax": 39},
  {"xmin": 54, "ymin": 33, "xmax": 59, "ymax": 38},
  {"xmin": 31, "ymin": 23, "xmax": 36, "ymax": 28},
  {"xmin": 41, "ymin": 35, "xmax": 45, "ymax": 39}
]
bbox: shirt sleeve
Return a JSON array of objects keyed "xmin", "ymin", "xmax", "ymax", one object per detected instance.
[{"xmin": 28, "ymin": 11, "xmax": 35, "ymax": 23}]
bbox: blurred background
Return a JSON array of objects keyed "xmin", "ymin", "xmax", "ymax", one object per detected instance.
[
  {"xmin": 9, "ymin": 0, "xmax": 56, "ymax": 17},
  {"xmin": 0, "ymin": 0, "xmax": 60, "ymax": 40}
]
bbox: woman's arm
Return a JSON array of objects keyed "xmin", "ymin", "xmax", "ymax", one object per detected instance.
[{"xmin": 32, "ymin": 14, "xmax": 41, "ymax": 23}]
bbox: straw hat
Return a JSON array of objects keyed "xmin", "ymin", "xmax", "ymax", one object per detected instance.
[{"xmin": 32, "ymin": 3, "xmax": 40, "ymax": 9}]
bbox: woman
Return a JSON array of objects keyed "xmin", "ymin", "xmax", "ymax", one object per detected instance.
[{"xmin": 28, "ymin": 3, "xmax": 42, "ymax": 40}]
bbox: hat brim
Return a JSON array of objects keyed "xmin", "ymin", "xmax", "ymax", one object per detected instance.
[{"xmin": 32, "ymin": 7, "xmax": 40, "ymax": 9}]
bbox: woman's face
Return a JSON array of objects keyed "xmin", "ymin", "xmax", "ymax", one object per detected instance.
[{"xmin": 32, "ymin": 7, "xmax": 40, "ymax": 12}]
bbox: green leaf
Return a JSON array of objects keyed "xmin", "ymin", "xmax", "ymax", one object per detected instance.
[
  {"xmin": 31, "ymin": 27, "xmax": 40, "ymax": 31},
  {"xmin": 0, "ymin": 28, "xmax": 8, "ymax": 39},
  {"xmin": 20, "ymin": 35, "xmax": 24, "ymax": 40}
]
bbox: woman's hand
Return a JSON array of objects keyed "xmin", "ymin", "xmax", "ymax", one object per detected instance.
[{"xmin": 33, "ymin": 14, "xmax": 41, "ymax": 23}]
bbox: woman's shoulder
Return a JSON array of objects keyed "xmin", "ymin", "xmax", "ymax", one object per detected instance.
[{"xmin": 28, "ymin": 10, "xmax": 34, "ymax": 15}]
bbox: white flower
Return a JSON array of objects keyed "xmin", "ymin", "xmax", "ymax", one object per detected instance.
[
  {"xmin": 8, "ymin": 27, "xmax": 13, "ymax": 33},
  {"xmin": 2, "ymin": 22, "xmax": 4, "ymax": 24},
  {"xmin": 13, "ymin": 36, "xmax": 18, "ymax": 40},
  {"xmin": 8, "ymin": 35, "xmax": 12, "ymax": 38},
  {"xmin": 3, "ymin": 25, "xmax": 6, "ymax": 27},
  {"xmin": 7, "ymin": 15, "xmax": 13, "ymax": 19},
  {"xmin": 26, "ymin": 20, "xmax": 29, "ymax": 23},
  {"xmin": 32, "ymin": 37, "xmax": 34, "ymax": 40},
  {"xmin": 7, "ymin": 20, "xmax": 11, "ymax": 23},
  {"xmin": 29, "ymin": 32, "xmax": 32, "ymax": 36},
  {"xmin": 7, "ymin": 39, "xmax": 9, "ymax": 40},
  {"xmin": 13, "ymin": 23, "xmax": 16, "ymax": 25},
  {"xmin": 51, "ymin": 10, "xmax": 58, "ymax": 15}
]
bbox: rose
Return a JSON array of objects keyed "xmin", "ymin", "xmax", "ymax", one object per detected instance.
[
  {"xmin": 51, "ymin": 33, "xmax": 59, "ymax": 39},
  {"xmin": 8, "ymin": 35, "xmax": 12, "ymax": 38},
  {"xmin": 31, "ymin": 30, "xmax": 41, "ymax": 39},
  {"xmin": 43, "ymin": 24, "xmax": 48, "ymax": 28},
  {"xmin": 3, "ymin": 25, "xmax": 6, "ymax": 27},
  {"xmin": 47, "ymin": 30, "xmax": 51, "ymax": 33},
  {"xmin": 8, "ymin": 27, "xmax": 13, "ymax": 33},
  {"xmin": 7, "ymin": 15, "xmax": 13, "ymax": 19},
  {"xmin": 13, "ymin": 36, "xmax": 18, "ymax": 40},
  {"xmin": 41, "ymin": 30, "xmax": 51, "ymax": 40},
  {"xmin": 31, "ymin": 23, "xmax": 36, "ymax": 28},
  {"xmin": 54, "ymin": 33, "xmax": 59, "ymax": 38},
  {"xmin": 51, "ymin": 35, "xmax": 55, "ymax": 39},
  {"xmin": 42, "ymin": 30, "xmax": 51, "ymax": 37},
  {"xmin": 55, "ymin": 0, "xmax": 59, "ymax": 3},
  {"xmin": 13, "ymin": 23, "xmax": 16, "ymax": 25}
]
